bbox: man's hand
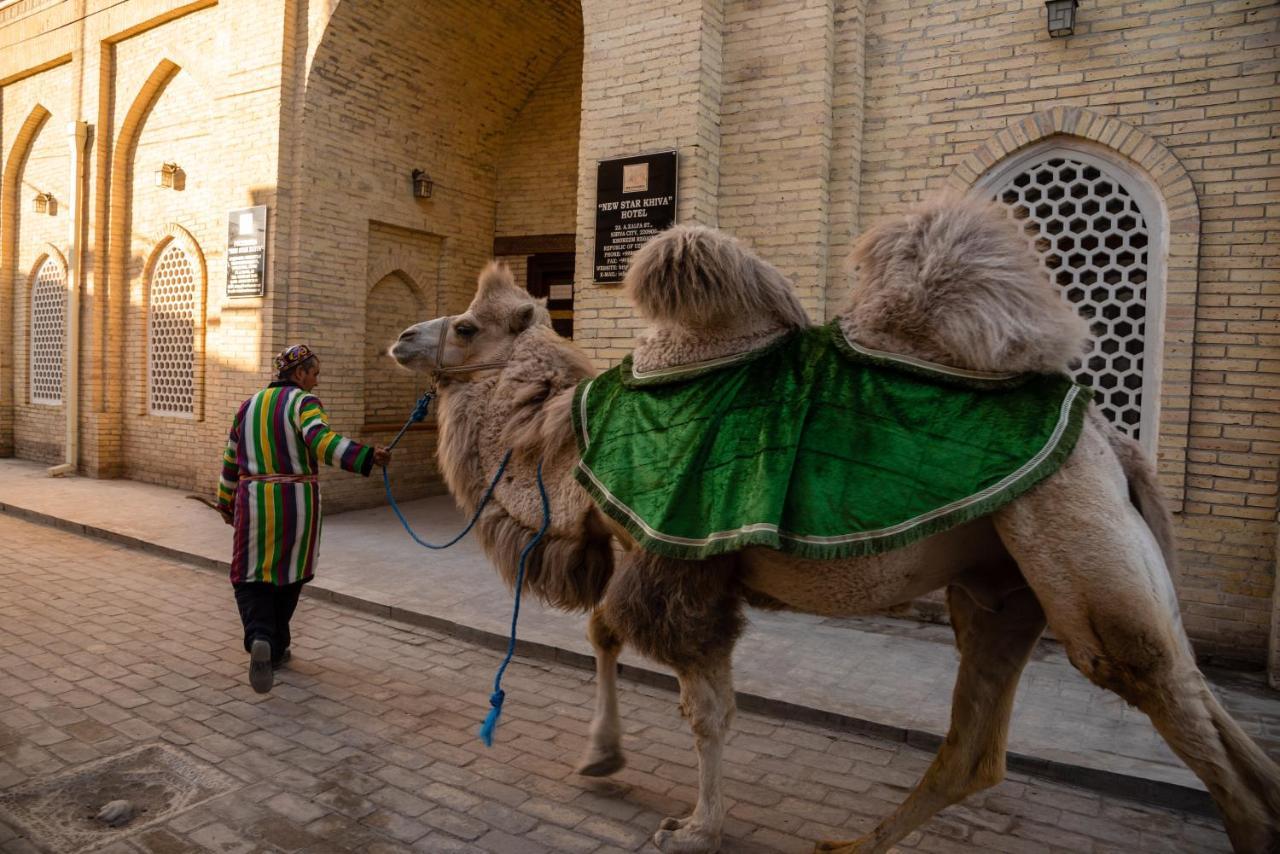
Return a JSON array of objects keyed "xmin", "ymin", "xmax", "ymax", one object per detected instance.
[
  {"xmin": 218, "ymin": 506, "xmax": 234, "ymax": 527},
  {"xmin": 373, "ymin": 446, "xmax": 392, "ymax": 467}
]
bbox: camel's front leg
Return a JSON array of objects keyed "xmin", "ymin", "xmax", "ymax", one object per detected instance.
[
  {"xmin": 577, "ymin": 609, "xmax": 626, "ymax": 776},
  {"xmin": 653, "ymin": 655, "xmax": 734, "ymax": 854}
]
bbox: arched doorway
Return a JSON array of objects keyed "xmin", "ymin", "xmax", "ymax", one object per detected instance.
[{"xmin": 295, "ymin": 0, "xmax": 583, "ymax": 508}]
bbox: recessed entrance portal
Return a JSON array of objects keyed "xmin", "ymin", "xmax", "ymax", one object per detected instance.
[{"xmin": 528, "ymin": 252, "xmax": 575, "ymax": 338}]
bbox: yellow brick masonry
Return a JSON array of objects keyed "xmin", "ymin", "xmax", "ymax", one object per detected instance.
[{"xmin": 858, "ymin": 0, "xmax": 1280, "ymax": 667}]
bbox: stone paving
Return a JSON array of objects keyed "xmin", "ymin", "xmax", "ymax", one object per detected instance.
[{"xmin": 0, "ymin": 515, "xmax": 1236, "ymax": 853}]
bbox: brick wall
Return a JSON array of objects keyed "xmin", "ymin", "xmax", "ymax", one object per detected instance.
[
  {"xmin": 495, "ymin": 41, "xmax": 583, "ymax": 240},
  {"xmin": 858, "ymin": 0, "xmax": 1279, "ymax": 663},
  {"xmin": 0, "ymin": 0, "xmax": 290, "ymax": 492},
  {"xmin": 574, "ymin": 0, "xmax": 726, "ymax": 365}
]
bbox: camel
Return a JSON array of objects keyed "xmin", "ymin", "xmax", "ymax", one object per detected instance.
[{"xmin": 389, "ymin": 198, "xmax": 1280, "ymax": 854}]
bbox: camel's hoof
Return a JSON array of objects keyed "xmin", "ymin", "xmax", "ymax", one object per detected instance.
[
  {"xmin": 576, "ymin": 749, "xmax": 626, "ymax": 777},
  {"xmin": 652, "ymin": 816, "xmax": 719, "ymax": 853},
  {"xmin": 814, "ymin": 841, "xmax": 862, "ymax": 853}
]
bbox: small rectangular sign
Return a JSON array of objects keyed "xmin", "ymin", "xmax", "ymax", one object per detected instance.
[
  {"xmin": 594, "ymin": 150, "xmax": 677, "ymax": 284},
  {"xmin": 226, "ymin": 205, "xmax": 268, "ymax": 298}
]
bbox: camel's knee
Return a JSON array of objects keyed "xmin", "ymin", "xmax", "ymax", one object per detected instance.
[
  {"xmin": 587, "ymin": 609, "xmax": 622, "ymax": 656},
  {"xmin": 1060, "ymin": 614, "xmax": 1181, "ymax": 708},
  {"xmin": 678, "ymin": 670, "xmax": 735, "ymax": 741}
]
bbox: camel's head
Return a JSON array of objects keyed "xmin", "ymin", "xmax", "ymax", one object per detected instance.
[{"xmin": 390, "ymin": 262, "xmax": 551, "ymax": 376}]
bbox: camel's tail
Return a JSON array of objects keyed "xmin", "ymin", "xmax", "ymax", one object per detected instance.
[{"xmin": 1092, "ymin": 409, "xmax": 1177, "ymax": 572}]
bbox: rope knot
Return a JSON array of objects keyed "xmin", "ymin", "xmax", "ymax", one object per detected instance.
[
  {"xmin": 478, "ymin": 689, "xmax": 506, "ymax": 747},
  {"xmin": 409, "ymin": 391, "xmax": 434, "ymax": 423}
]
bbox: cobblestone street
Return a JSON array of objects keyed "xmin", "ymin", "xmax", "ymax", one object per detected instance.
[{"xmin": 0, "ymin": 515, "xmax": 1232, "ymax": 853}]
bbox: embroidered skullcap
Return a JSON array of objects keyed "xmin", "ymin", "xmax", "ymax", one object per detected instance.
[{"xmin": 274, "ymin": 344, "xmax": 316, "ymax": 376}]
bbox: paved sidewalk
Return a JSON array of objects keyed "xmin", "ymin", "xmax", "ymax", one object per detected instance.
[
  {"xmin": 1, "ymin": 458, "xmax": 1278, "ymax": 813},
  {"xmin": 0, "ymin": 515, "xmax": 1234, "ymax": 853}
]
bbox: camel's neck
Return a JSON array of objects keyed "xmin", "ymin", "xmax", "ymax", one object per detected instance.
[
  {"xmin": 432, "ymin": 334, "xmax": 593, "ymax": 533},
  {"xmin": 631, "ymin": 316, "xmax": 792, "ymax": 374},
  {"xmin": 430, "ymin": 343, "xmax": 613, "ymax": 613},
  {"xmin": 434, "ymin": 378, "xmax": 502, "ymax": 512}
]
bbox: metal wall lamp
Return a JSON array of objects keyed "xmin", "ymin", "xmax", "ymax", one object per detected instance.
[
  {"xmin": 1045, "ymin": 0, "xmax": 1079, "ymax": 37},
  {"xmin": 412, "ymin": 169, "xmax": 433, "ymax": 199},
  {"xmin": 32, "ymin": 192, "xmax": 52, "ymax": 214},
  {"xmin": 155, "ymin": 162, "xmax": 180, "ymax": 189}
]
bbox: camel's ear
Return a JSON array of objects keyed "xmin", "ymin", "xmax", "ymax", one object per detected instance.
[
  {"xmin": 477, "ymin": 261, "xmax": 516, "ymax": 299},
  {"xmin": 510, "ymin": 302, "xmax": 537, "ymax": 333}
]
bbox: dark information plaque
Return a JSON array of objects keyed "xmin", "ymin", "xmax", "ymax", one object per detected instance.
[
  {"xmin": 226, "ymin": 205, "xmax": 268, "ymax": 298},
  {"xmin": 593, "ymin": 150, "xmax": 677, "ymax": 283}
]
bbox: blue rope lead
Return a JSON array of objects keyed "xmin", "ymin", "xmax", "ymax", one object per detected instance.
[
  {"xmin": 479, "ymin": 458, "xmax": 550, "ymax": 747},
  {"xmin": 379, "ymin": 387, "xmax": 549, "ymax": 746},
  {"xmin": 383, "ymin": 451, "xmax": 510, "ymax": 550},
  {"xmin": 381, "ymin": 389, "xmax": 511, "ymax": 549}
]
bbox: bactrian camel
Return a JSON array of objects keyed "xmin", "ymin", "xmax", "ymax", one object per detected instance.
[{"xmin": 389, "ymin": 198, "xmax": 1280, "ymax": 853}]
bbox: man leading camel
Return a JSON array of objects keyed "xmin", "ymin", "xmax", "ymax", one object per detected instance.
[{"xmin": 215, "ymin": 344, "xmax": 391, "ymax": 693}]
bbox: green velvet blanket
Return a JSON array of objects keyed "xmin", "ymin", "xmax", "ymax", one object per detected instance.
[{"xmin": 571, "ymin": 324, "xmax": 1089, "ymax": 561}]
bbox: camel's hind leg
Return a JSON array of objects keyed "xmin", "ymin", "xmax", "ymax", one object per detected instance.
[
  {"xmin": 994, "ymin": 425, "xmax": 1280, "ymax": 852},
  {"xmin": 816, "ymin": 577, "xmax": 1046, "ymax": 854},
  {"xmin": 577, "ymin": 608, "xmax": 626, "ymax": 776}
]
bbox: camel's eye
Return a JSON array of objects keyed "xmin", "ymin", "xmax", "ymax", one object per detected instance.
[{"xmin": 454, "ymin": 322, "xmax": 477, "ymax": 339}]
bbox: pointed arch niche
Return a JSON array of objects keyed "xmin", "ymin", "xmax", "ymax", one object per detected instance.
[
  {"xmin": 140, "ymin": 224, "xmax": 207, "ymax": 420},
  {"xmin": 950, "ymin": 108, "xmax": 1199, "ymax": 508},
  {"xmin": 364, "ymin": 270, "xmax": 428, "ymax": 428},
  {"xmin": 27, "ymin": 246, "xmax": 69, "ymax": 406}
]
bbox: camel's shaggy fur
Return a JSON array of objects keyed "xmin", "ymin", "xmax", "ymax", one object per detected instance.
[
  {"xmin": 391, "ymin": 199, "xmax": 1280, "ymax": 854},
  {"xmin": 627, "ymin": 225, "xmax": 811, "ymax": 373},
  {"xmin": 839, "ymin": 196, "xmax": 1089, "ymax": 374},
  {"xmin": 418, "ymin": 264, "xmax": 611, "ymax": 613},
  {"xmin": 602, "ymin": 551, "xmax": 745, "ymax": 671}
]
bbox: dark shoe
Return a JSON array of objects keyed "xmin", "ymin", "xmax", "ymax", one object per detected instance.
[
  {"xmin": 249, "ymin": 639, "xmax": 273, "ymax": 694},
  {"xmin": 271, "ymin": 648, "xmax": 291, "ymax": 670}
]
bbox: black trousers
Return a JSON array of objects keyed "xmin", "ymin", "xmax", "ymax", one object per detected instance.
[{"xmin": 233, "ymin": 581, "xmax": 304, "ymax": 663}]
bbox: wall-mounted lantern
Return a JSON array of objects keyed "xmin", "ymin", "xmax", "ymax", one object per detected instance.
[
  {"xmin": 411, "ymin": 169, "xmax": 433, "ymax": 199},
  {"xmin": 32, "ymin": 192, "xmax": 52, "ymax": 214},
  {"xmin": 154, "ymin": 161, "xmax": 180, "ymax": 189},
  {"xmin": 1045, "ymin": 0, "xmax": 1079, "ymax": 37}
]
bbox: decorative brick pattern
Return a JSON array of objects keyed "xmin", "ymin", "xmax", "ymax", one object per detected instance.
[{"xmin": 28, "ymin": 253, "xmax": 65, "ymax": 406}]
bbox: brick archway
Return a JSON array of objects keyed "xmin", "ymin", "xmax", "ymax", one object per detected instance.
[
  {"xmin": 91, "ymin": 59, "xmax": 181, "ymax": 475},
  {"xmin": 0, "ymin": 104, "xmax": 54, "ymax": 455},
  {"xmin": 949, "ymin": 108, "xmax": 1200, "ymax": 509}
]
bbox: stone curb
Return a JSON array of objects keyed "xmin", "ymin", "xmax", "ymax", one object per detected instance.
[{"xmin": 0, "ymin": 499, "xmax": 1216, "ymax": 818}]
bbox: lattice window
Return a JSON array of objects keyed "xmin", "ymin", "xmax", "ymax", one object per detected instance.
[
  {"xmin": 148, "ymin": 243, "xmax": 197, "ymax": 416},
  {"xmin": 990, "ymin": 152, "xmax": 1154, "ymax": 440},
  {"xmin": 30, "ymin": 258, "xmax": 65, "ymax": 405}
]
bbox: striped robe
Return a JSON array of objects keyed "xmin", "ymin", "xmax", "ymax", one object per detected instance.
[{"xmin": 216, "ymin": 382, "xmax": 374, "ymax": 584}]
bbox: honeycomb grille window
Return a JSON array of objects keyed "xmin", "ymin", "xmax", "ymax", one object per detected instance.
[
  {"xmin": 991, "ymin": 154, "xmax": 1151, "ymax": 439},
  {"xmin": 148, "ymin": 243, "xmax": 197, "ymax": 416},
  {"xmin": 30, "ymin": 258, "xmax": 65, "ymax": 405}
]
